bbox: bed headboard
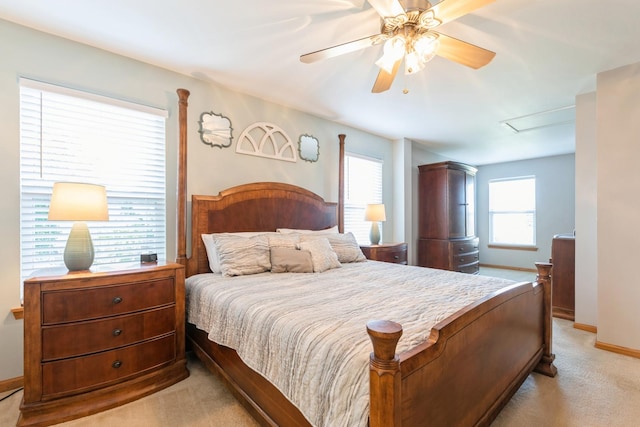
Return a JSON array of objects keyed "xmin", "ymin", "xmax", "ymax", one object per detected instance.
[
  {"xmin": 176, "ymin": 89, "xmax": 345, "ymax": 277},
  {"xmin": 187, "ymin": 182, "xmax": 338, "ymax": 276}
]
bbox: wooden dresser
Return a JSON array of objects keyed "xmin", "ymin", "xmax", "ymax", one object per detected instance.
[
  {"xmin": 551, "ymin": 234, "xmax": 575, "ymax": 320},
  {"xmin": 417, "ymin": 161, "xmax": 479, "ymax": 274},
  {"xmin": 360, "ymin": 243, "xmax": 408, "ymax": 264},
  {"xmin": 18, "ymin": 262, "xmax": 189, "ymax": 427}
]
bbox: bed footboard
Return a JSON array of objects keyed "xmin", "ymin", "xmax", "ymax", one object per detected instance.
[{"xmin": 367, "ymin": 262, "xmax": 556, "ymax": 427}]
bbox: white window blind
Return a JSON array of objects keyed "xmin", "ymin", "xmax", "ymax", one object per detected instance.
[
  {"xmin": 489, "ymin": 176, "xmax": 536, "ymax": 246},
  {"xmin": 19, "ymin": 79, "xmax": 168, "ymax": 287},
  {"xmin": 344, "ymin": 153, "xmax": 383, "ymax": 244}
]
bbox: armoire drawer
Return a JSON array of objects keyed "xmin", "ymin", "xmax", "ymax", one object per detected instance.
[
  {"xmin": 453, "ymin": 252, "xmax": 479, "ymax": 268},
  {"xmin": 451, "ymin": 238, "xmax": 479, "ymax": 255},
  {"xmin": 455, "ymin": 262, "xmax": 480, "ymax": 274}
]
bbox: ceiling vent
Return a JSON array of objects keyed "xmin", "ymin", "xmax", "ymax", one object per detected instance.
[{"xmin": 500, "ymin": 105, "xmax": 575, "ymax": 133}]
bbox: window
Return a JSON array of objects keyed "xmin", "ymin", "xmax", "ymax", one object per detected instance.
[
  {"xmin": 19, "ymin": 79, "xmax": 168, "ymax": 288},
  {"xmin": 489, "ymin": 176, "xmax": 536, "ymax": 246},
  {"xmin": 344, "ymin": 153, "xmax": 383, "ymax": 243}
]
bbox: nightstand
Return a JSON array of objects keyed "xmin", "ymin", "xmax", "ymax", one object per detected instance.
[
  {"xmin": 18, "ymin": 262, "xmax": 189, "ymax": 427},
  {"xmin": 360, "ymin": 242, "xmax": 408, "ymax": 265}
]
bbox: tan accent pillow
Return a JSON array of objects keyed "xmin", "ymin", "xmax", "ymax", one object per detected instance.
[
  {"xmin": 297, "ymin": 238, "xmax": 341, "ymax": 273},
  {"xmin": 213, "ymin": 234, "xmax": 271, "ymax": 276},
  {"xmin": 300, "ymin": 232, "xmax": 366, "ymax": 263},
  {"xmin": 270, "ymin": 247, "xmax": 313, "ymax": 273}
]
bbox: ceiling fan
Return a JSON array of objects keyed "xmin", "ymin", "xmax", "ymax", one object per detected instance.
[{"xmin": 300, "ymin": 0, "xmax": 496, "ymax": 93}]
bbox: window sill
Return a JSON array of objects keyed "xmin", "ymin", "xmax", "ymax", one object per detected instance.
[
  {"xmin": 488, "ymin": 244, "xmax": 538, "ymax": 252},
  {"xmin": 11, "ymin": 306, "xmax": 24, "ymax": 320}
]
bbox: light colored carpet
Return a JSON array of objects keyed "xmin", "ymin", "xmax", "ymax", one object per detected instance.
[
  {"xmin": 2, "ymin": 268, "xmax": 639, "ymax": 426},
  {"xmin": 2, "ymin": 319, "xmax": 639, "ymax": 426}
]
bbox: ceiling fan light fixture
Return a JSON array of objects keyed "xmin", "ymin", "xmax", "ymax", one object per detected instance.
[
  {"xmin": 375, "ymin": 35, "xmax": 406, "ymax": 73},
  {"xmin": 404, "ymin": 50, "xmax": 425, "ymax": 74},
  {"xmin": 414, "ymin": 33, "xmax": 439, "ymax": 62}
]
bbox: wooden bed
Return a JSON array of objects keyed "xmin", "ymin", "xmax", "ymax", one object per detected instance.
[{"xmin": 174, "ymin": 89, "xmax": 557, "ymax": 426}]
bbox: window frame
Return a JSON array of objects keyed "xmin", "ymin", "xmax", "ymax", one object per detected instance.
[
  {"xmin": 343, "ymin": 152, "xmax": 384, "ymax": 244},
  {"xmin": 488, "ymin": 175, "xmax": 537, "ymax": 248}
]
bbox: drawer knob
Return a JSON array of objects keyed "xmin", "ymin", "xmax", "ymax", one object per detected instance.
[
  {"xmin": 394, "ymin": 255, "xmax": 399, "ymax": 259},
  {"xmin": 112, "ymin": 360, "xmax": 122, "ymax": 369},
  {"xmin": 112, "ymin": 296, "xmax": 123, "ymax": 304},
  {"xmin": 112, "ymin": 329, "xmax": 122, "ymax": 336}
]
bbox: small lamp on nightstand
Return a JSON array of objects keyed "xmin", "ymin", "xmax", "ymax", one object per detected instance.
[
  {"xmin": 364, "ymin": 203, "xmax": 386, "ymax": 245},
  {"xmin": 48, "ymin": 182, "xmax": 109, "ymax": 271}
]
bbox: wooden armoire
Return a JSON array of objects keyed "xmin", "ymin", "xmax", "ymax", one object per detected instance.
[{"xmin": 418, "ymin": 161, "xmax": 479, "ymax": 274}]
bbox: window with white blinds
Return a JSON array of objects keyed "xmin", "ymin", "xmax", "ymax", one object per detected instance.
[
  {"xmin": 489, "ymin": 176, "xmax": 536, "ymax": 246},
  {"xmin": 344, "ymin": 153, "xmax": 383, "ymax": 244},
  {"xmin": 19, "ymin": 79, "xmax": 168, "ymax": 287}
]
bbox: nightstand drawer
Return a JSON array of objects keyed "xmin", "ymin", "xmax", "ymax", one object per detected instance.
[
  {"xmin": 42, "ymin": 277, "xmax": 175, "ymax": 324},
  {"xmin": 360, "ymin": 243, "xmax": 408, "ymax": 265},
  {"xmin": 42, "ymin": 306, "xmax": 176, "ymax": 360},
  {"xmin": 374, "ymin": 248, "xmax": 407, "ymax": 264},
  {"xmin": 42, "ymin": 334, "xmax": 176, "ymax": 398}
]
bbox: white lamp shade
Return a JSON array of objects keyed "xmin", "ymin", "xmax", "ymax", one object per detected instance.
[
  {"xmin": 48, "ymin": 182, "xmax": 109, "ymax": 221},
  {"xmin": 364, "ymin": 203, "xmax": 386, "ymax": 222},
  {"xmin": 48, "ymin": 182, "xmax": 108, "ymax": 271}
]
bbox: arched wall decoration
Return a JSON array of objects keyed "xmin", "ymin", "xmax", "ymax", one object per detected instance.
[
  {"xmin": 198, "ymin": 111, "xmax": 233, "ymax": 148},
  {"xmin": 236, "ymin": 122, "xmax": 297, "ymax": 162}
]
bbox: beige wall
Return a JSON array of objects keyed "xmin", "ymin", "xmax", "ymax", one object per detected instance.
[
  {"xmin": 595, "ymin": 63, "xmax": 640, "ymax": 350},
  {"xmin": 0, "ymin": 19, "xmax": 394, "ymax": 381},
  {"xmin": 574, "ymin": 91, "xmax": 598, "ymax": 327}
]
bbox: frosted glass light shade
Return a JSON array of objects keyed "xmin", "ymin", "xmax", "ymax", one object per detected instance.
[{"xmin": 48, "ymin": 182, "xmax": 109, "ymax": 271}]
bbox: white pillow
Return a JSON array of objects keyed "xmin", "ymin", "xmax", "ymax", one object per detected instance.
[
  {"xmin": 267, "ymin": 233, "xmax": 301, "ymax": 249},
  {"xmin": 276, "ymin": 225, "xmax": 339, "ymax": 235},
  {"xmin": 297, "ymin": 238, "xmax": 341, "ymax": 273},
  {"xmin": 300, "ymin": 232, "xmax": 366, "ymax": 263},
  {"xmin": 214, "ymin": 234, "xmax": 271, "ymax": 276},
  {"xmin": 202, "ymin": 232, "xmax": 274, "ymax": 273}
]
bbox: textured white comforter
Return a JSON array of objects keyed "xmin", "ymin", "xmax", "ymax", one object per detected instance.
[{"xmin": 185, "ymin": 261, "xmax": 516, "ymax": 427}]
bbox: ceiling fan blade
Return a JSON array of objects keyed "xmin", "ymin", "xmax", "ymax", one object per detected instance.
[
  {"xmin": 371, "ymin": 59, "xmax": 402, "ymax": 93},
  {"xmin": 429, "ymin": 0, "xmax": 495, "ymax": 26},
  {"xmin": 434, "ymin": 32, "xmax": 495, "ymax": 69},
  {"xmin": 300, "ymin": 34, "xmax": 383, "ymax": 64},
  {"xmin": 367, "ymin": 0, "xmax": 406, "ymax": 18}
]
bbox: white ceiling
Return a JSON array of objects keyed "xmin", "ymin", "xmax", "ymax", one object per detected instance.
[{"xmin": 2, "ymin": 0, "xmax": 640, "ymax": 165}]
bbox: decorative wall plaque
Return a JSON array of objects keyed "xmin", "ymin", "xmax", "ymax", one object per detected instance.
[{"xmin": 198, "ymin": 111, "xmax": 233, "ymax": 148}]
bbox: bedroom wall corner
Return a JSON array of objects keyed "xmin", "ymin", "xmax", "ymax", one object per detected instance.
[{"xmin": 392, "ymin": 138, "xmax": 413, "ymax": 263}]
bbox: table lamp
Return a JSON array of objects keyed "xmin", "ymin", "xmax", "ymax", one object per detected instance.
[
  {"xmin": 48, "ymin": 182, "xmax": 109, "ymax": 271},
  {"xmin": 364, "ymin": 203, "xmax": 386, "ymax": 245}
]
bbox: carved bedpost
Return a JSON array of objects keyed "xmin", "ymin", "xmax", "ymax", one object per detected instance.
[
  {"xmin": 338, "ymin": 134, "xmax": 345, "ymax": 233},
  {"xmin": 534, "ymin": 261, "xmax": 557, "ymax": 377},
  {"xmin": 176, "ymin": 88, "xmax": 190, "ymax": 269},
  {"xmin": 367, "ymin": 320, "xmax": 402, "ymax": 427}
]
